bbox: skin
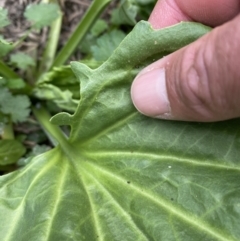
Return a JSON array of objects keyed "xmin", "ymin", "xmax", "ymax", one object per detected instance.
[{"xmin": 131, "ymin": 0, "xmax": 240, "ymax": 122}]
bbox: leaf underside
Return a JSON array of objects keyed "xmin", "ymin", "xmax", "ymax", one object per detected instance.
[{"xmin": 1, "ymin": 21, "xmax": 240, "ymax": 241}]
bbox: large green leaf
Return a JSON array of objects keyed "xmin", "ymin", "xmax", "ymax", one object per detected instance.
[{"xmin": 1, "ymin": 21, "xmax": 240, "ymax": 241}]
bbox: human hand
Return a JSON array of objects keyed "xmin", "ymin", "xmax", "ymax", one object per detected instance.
[{"xmin": 131, "ymin": 0, "xmax": 240, "ymax": 121}]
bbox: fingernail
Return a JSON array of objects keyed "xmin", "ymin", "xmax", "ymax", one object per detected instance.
[{"xmin": 131, "ymin": 68, "xmax": 171, "ymax": 118}]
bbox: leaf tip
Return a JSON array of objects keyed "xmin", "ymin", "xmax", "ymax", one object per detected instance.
[
  {"xmin": 70, "ymin": 61, "xmax": 93, "ymax": 81},
  {"xmin": 50, "ymin": 112, "xmax": 72, "ymax": 126}
]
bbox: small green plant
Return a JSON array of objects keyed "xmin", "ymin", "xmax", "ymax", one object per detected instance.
[
  {"xmin": 0, "ymin": 1, "xmax": 240, "ymax": 240},
  {"xmin": 0, "ymin": 0, "xmax": 114, "ymax": 163}
]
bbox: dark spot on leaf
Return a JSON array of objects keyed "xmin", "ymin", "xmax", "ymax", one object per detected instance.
[
  {"xmin": 127, "ymin": 181, "xmax": 131, "ymax": 184},
  {"xmin": 171, "ymin": 198, "xmax": 174, "ymax": 201}
]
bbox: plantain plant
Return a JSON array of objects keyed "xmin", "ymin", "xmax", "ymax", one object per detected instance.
[{"xmin": 0, "ymin": 0, "xmax": 240, "ymax": 240}]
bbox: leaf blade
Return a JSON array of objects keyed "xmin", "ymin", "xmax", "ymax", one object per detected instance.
[
  {"xmin": 10, "ymin": 52, "xmax": 35, "ymax": 71},
  {"xmin": 1, "ymin": 21, "xmax": 240, "ymax": 241}
]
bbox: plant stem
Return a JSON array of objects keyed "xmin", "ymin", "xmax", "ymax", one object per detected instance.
[
  {"xmin": 51, "ymin": 0, "xmax": 112, "ymax": 67},
  {"xmin": 0, "ymin": 60, "xmax": 20, "ymax": 79},
  {"xmin": 32, "ymin": 105, "xmax": 68, "ymax": 147},
  {"xmin": 37, "ymin": 0, "xmax": 62, "ymax": 78},
  {"xmin": 12, "ymin": 28, "xmax": 33, "ymax": 50}
]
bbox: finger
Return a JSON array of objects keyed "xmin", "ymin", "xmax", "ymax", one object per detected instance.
[
  {"xmin": 131, "ymin": 15, "xmax": 240, "ymax": 122},
  {"xmin": 149, "ymin": 0, "xmax": 240, "ymax": 29}
]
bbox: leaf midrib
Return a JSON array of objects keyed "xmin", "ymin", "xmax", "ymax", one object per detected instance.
[{"xmin": 44, "ymin": 158, "xmax": 68, "ymax": 241}]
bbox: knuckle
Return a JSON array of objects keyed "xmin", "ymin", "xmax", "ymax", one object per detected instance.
[
  {"xmin": 178, "ymin": 44, "xmax": 215, "ymax": 119},
  {"xmin": 168, "ymin": 16, "xmax": 240, "ymax": 121}
]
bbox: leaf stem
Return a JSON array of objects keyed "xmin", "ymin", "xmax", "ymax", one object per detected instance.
[
  {"xmin": 32, "ymin": 105, "xmax": 68, "ymax": 147},
  {"xmin": 0, "ymin": 60, "xmax": 20, "ymax": 79},
  {"xmin": 37, "ymin": 0, "xmax": 62, "ymax": 78},
  {"xmin": 51, "ymin": 0, "xmax": 112, "ymax": 67},
  {"xmin": 12, "ymin": 28, "xmax": 33, "ymax": 50}
]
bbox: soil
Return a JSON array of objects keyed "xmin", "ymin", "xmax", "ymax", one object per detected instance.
[{"xmin": 0, "ymin": 0, "xmax": 117, "ymax": 60}]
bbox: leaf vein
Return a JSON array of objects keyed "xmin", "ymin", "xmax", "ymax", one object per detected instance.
[
  {"xmin": 81, "ymin": 167, "xmax": 149, "ymax": 241},
  {"xmin": 83, "ymin": 161, "xmax": 237, "ymax": 241}
]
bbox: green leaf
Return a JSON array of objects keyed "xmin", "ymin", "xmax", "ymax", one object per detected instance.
[
  {"xmin": 10, "ymin": 52, "xmax": 35, "ymax": 71},
  {"xmin": 0, "ymin": 87, "xmax": 31, "ymax": 123},
  {"xmin": 29, "ymin": 144, "xmax": 51, "ymax": 157},
  {"xmin": 111, "ymin": 0, "xmax": 156, "ymax": 25},
  {"xmin": 91, "ymin": 29, "xmax": 126, "ymax": 61},
  {"xmin": 37, "ymin": 66, "xmax": 77, "ymax": 86},
  {"xmin": 35, "ymin": 64, "xmax": 101, "ymax": 111},
  {"xmin": 35, "ymin": 66, "xmax": 80, "ymax": 111},
  {"xmin": 2, "ymin": 21, "xmax": 240, "ymax": 241},
  {"xmin": 90, "ymin": 19, "xmax": 108, "ymax": 37},
  {"xmin": 0, "ymin": 77, "xmax": 25, "ymax": 90},
  {"xmin": 79, "ymin": 19, "xmax": 108, "ymax": 56},
  {"xmin": 0, "ymin": 37, "xmax": 13, "ymax": 57},
  {"xmin": 0, "ymin": 77, "xmax": 6, "ymax": 86},
  {"xmin": 135, "ymin": 0, "xmax": 156, "ymax": 4},
  {"xmin": 17, "ymin": 144, "xmax": 51, "ymax": 167},
  {"xmin": 0, "ymin": 139, "xmax": 26, "ymax": 165},
  {"xmin": 79, "ymin": 18, "xmax": 109, "ymax": 58},
  {"xmin": 5, "ymin": 78, "xmax": 26, "ymax": 89},
  {"xmin": 34, "ymin": 84, "xmax": 78, "ymax": 112},
  {"xmin": 79, "ymin": 33, "xmax": 97, "ymax": 55},
  {"xmin": 24, "ymin": 3, "xmax": 60, "ymax": 29},
  {"xmin": 111, "ymin": 0, "xmax": 139, "ymax": 26},
  {"xmin": 51, "ymin": 0, "xmax": 112, "ymax": 67},
  {"xmin": 0, "ymin": 8, "xmax": 10, "ymax": 28}
]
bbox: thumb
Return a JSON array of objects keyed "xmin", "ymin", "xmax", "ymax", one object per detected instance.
[{"xmin": 131, "ymin": 15, "xmax": 240, "ymax": 122}]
